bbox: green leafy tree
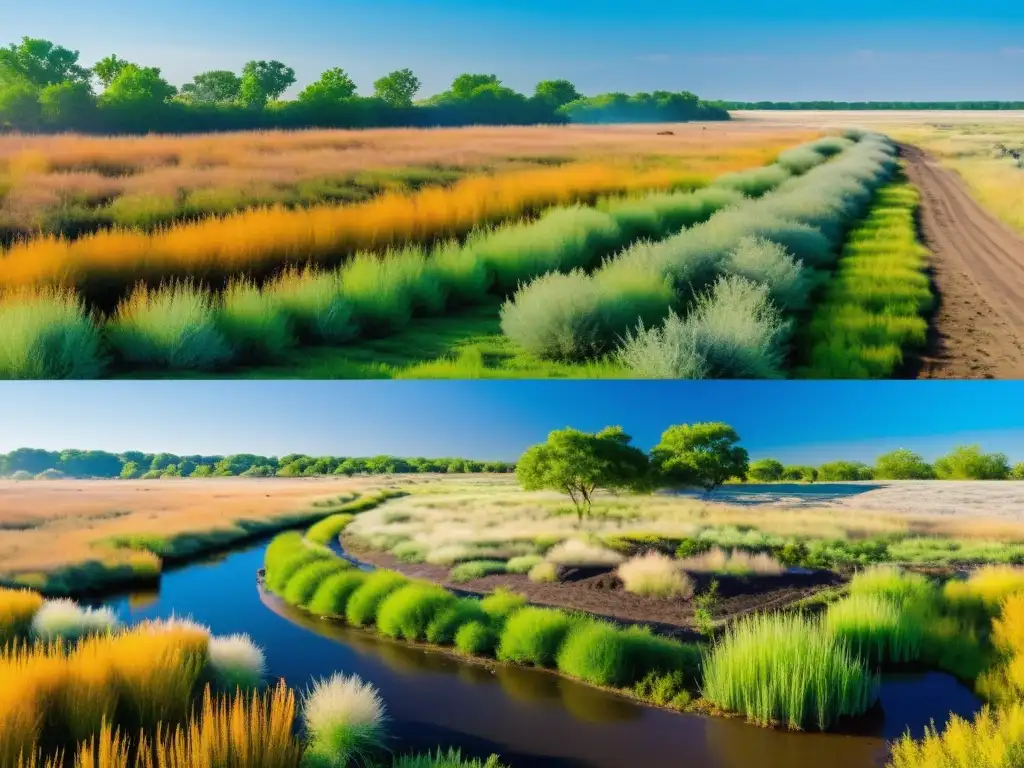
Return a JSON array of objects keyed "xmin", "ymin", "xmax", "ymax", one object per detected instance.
[
  {"xmin": 651, "ymin": 422, "xmax": 748, "ymax": 492},
  {"xmin": 119, "ymin": 461, "xmax": 142, "ymax": 479},
  {"xmin": 448, "ymin": 73, "xmax": 500, "ymax": 99},
  {"xmin": 933, "ymin": 445, "xmax": 1010, "ymax": 480},
  {"xmin": 38, "ymin": 81, "xmax": 96, "ymax": 128},
  {"xmin": 372, "ymin": 68, "xmax": 421, "ymax": 107},
  {"xmin": 0, "ymin": 81, "xmax": 42, "ymax": 130},
  {"xmin": 747, "ymin": 458, "xmax": 784, "ymax": 483},
  {"xmin": 533, "ymin": 79, "xmax": 581, "ymax": 109},
  {"xmin": 100, "ymin": 65, "xmax": 176, "ymax": 107},
  {"xmin": 92, "ymin": 54, "xmax": 131, "ymax": 88},
  {"xmin": 516, "ymin": 426, "xmax": 650, "ymax": 522},
  {"xmin": 238, "ymin": 60, "xmax": 295, "ymax": 107},
  {"xmin": 2, "ymin": 449, "xmax": 59, "ymax": 476},
  {"xmin": 874, "ymin": 449, "xmax": 934, "ymax": 480},
  {"xmin": 782, "ymin": 465, "xmax": 818, "ymax": 482},
  {"xmin": 191, "ymin": 464, "xmax": 215, "ymax": 477},
  {"xmin": 297, "ymin": 67, "xmax": 357, "ymax": 103},
  {"xmin": 1014, "ymin": 462, "xmax": 1024, "ymax": 481},
  {"xmin": 0, "ymin": 37, "xmax": 90, "ymax": 87},
  {"xmin": 816, "ymin": 461, "xmax": 873, "ymax": 481},
  {"xmin": 179, "ymin": 70, "xmax": 242, "ymax": 103}
]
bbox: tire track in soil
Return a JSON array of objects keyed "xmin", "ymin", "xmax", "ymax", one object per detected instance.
[{"xmin": 899, "ymin": 143, "xmax": 1024, "ymax": 379}]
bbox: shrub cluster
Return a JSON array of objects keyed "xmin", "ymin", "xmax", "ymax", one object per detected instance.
[{"xmin": 504, "ymin": 134, "xmax": 900, "ymax": 378}]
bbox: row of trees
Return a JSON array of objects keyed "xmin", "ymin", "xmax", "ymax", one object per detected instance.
[
  {"xmin": 721, "ymin": 101, "xmax": 1024, "ymax": 111},
  {"xmin": 0, "ymin": 37, "xmax": 727, "ymax": 134},
  {"xmin": 516, "ymin": 426, "xmax": 1024, "ymax": 520},
  {"xmin": 749, "ymin": 445, "xmax": 1024, "ymax": 483},
  {"xmin": 0, "ymin": 448, "xmax": 514, "ymax": 480}
]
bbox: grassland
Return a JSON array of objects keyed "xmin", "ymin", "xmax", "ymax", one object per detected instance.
[{"xmin": 0, "ymin": 476, "xmax": 402, "ymax": 594}]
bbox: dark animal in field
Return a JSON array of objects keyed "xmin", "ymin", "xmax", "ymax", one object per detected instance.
[{"xmin": 657, "ymin": 131, "xmax": 675, "ymax": 136}]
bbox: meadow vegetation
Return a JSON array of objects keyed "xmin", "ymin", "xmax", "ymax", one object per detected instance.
[{"xmin": 0, "ymin": 586, "xmax": 506, "ymax": 767}]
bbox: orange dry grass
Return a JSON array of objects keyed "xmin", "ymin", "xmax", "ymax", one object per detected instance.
[
  {"xmin": 0, "ymin": 587, "xmax": 43, "ymax": 642},
  {"xmin": 0, "ymin": 140, "xmax": 804, "ymax": 299},
  {"xmin": 0, "ymin": 622, "xmax": 210, "ymax": 765},
  {"xmin": 0, "ymin": 477, "xmax": 377, "ymax": 581}
]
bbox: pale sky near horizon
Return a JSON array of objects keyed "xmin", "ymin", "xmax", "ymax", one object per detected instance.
[
  {"xmin": 2, "ymin": 382, "xmax": 1023, "ymax": 464},
  {"xmin": 7, "ymin": 1, "xmax": 1024, "ymax": 100}
]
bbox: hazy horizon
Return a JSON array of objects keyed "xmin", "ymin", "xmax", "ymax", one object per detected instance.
[
  {"xmin": 3, "ymin": 382, "xmax": 1024, "ymax": 465},
  {"xmin": 9, "ymin": 1, "xmax": 1024, "ymax": 101}
]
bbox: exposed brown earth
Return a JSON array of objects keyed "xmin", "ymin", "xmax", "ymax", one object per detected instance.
[
  {"xmin": 345, "ymin": 541, "xmax": 843, "ymax": 641},
  {"xmin": 900, "ymin": 143, "xmax": 1024, "ymax": 379}
]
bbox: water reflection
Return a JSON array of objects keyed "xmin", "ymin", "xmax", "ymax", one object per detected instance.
[{"xmin": 101, "ymin": 541, "xmax": 978, "ymax": 768}]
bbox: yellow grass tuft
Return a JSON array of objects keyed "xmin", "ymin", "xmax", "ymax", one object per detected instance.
[
  {"xmin": 0, "ymin": 586, "xmax": 43, "ymax": 642},
  {"xmin": 943, "ymin": 565, "xmax": 1024, "ymax": 610},
  {"xmin": 888, "ymin": 703, "xmax": 1024, "ymax": 768}
]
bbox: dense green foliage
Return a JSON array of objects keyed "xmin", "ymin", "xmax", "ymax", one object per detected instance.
[
  {"xmin": 0, "ymin": 448, "xmax": 514, "ymax": 479},
  {"xmin": 516, "ymin": 426, "xmax": 651, "ymax": 520},
  {"xmin": 720, "ymin": 100, "xmax": 1024, "ymax": 111},
  {"xmin": 651, "ymin": 422, "xmax": 748, "ymax": 491},
  {"xmin": 0, "ymin": 35, "xmax": 727, "ymax": 133}
]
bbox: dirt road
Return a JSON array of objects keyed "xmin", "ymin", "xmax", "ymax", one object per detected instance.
[{"xmin": 900, "ymin": 144, "xmax": 1024, "ymax": 378}]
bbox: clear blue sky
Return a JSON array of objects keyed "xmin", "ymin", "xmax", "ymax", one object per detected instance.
[
  {"xmin": 9, "ymin": 0, "xmax": 1024, "ymax": 100},
  {"xmin": 3, "ymin": 382, "xmax": 1024, "ymax": 464}
]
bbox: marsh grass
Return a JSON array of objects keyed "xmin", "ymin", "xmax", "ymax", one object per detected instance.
[
  {"xmin": 479, "ymin": 588, "xmax": 527, "ymax": 620},
  {"xmin": 306, "ymin": 513, "xmax": 357, "ymax": 546},
  {"xmin": 0, "ymin": 587, "xmax": 43, "ymax": 643},
  {"xmin": 283, "ymin": 560, "xmax": 351, "ymax": 607},
  {"xmin": 497, "ymin": 607, "xmax": 575, "ymax": 667},
  {"xmin": 505, "ymin": 555, "xmax": 542, "ymax": 574},
  {"xmin": 206, "ymin": 632, "xmax": 266, "ymax": 691},
  {"xmin": 450, "ymin": 560, "xmax": 508, "ymax": 583},
  {"xmin": 30, "ymin": 598, "xmax": 119, "ymax": 641},
  {"xmin": 824, "ymin": 594, "xmax": 925, "ymax": 666},
  {"xmin": 426, "ymin": 599, "xmax": 489, "ymax": 645},
  {"xmin": 677, "ymin": 547, "xmax": 785, "ymax": 576},
  {"xmin": 454, "ymin": 620, "xmax": 500, "ymax": 656},
  {"xmin": 302, "ymin": 673, "xmax": 387, "ymax": 768},
  {"xmin": 617, "ymin": 552, "xmax": 694, "ymax": 598},
  {"xmin": 0, "ymin": 288, "xmax": 104, "ymax": 379},
  {"xmin": 265, "ymin": 268, "xmax": 356, "ymax": 344},
  {"xmin": 887, "ymin": 703, "xmax": 1024, "ymax": 768},
  {"xmin": 944, "ymin": 565, "xmax": 1024, "ymax": 615},
  {"xmin": 345, "ymin": 571, "xmax": 409, "ymax": 627},
  {"xmin": 544, "ymin": 539, "xmax": 624, "ymax": 568},
  {"xmin": 106, "ymin": 282, "xmax": 233, "ymax": 371},
  {"xmin": 376, "ymin": 584, "xmax": 456, "ymax": 641},
  {"xmin": 701, "ymin": 612, "xmax": 879, "ymax": 730},
  {"xmin": 393, "ymin": 748, "xmax": 506, "ymax": 768},
  {"xmin": 306, "ymin": 571, "xmax": 368, "ymax": 617},
  {"xmin": 217, "ymin": 278, "xmax": 295, "ymax": 362}
]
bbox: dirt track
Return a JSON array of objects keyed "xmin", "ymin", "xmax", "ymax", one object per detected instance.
[{"xmin": 900, "ymin": 144, "xmax": 1024, "ymax": 378}]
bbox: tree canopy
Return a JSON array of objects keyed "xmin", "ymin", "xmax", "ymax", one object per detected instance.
[
  {"xmin": 297, "ymin": 67, "xmax": 358, "ymax": 103},
  {"xmin": 516, "ymin": 426, "xmax": 651, "ymax": 521},
  {"xmin": 933, "ymin": 445, "xmax": 1010, "ymax": 480},
  {"xmin": 179, "ymin": 70, "xmax": 242, "ymax": 103},
  {"xmin": 0, "ymin": 37, "xmax": 90, "ymax": 88},
  {"xmin": 873, "ymin": 449, "xmax": 934, "ymax": 480},
  {"xmin": 372, "ymin": 68, "xmax": 421, "ymax": 108},
  {"xmin": 651, "ymin": 422, "xmax": 749, "ymax": 492}
]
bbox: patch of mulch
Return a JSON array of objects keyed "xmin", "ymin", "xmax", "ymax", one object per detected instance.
[{"xmin": 343, "ymin": 539, "xmax": 845, "ymax": 642}]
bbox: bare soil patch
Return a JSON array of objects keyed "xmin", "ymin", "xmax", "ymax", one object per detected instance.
[{"xmin": 345, "ymin": 541, "xmax": 842, "ymax": 640}]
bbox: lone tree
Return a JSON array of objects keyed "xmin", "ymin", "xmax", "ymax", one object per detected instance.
[
  {"xmin": 516, "ymin": 426, "xmax": 650, "ymax": 523},
  {"xmin": 651, "ymin": 422, "xmax": 749, "ymax": 493}
]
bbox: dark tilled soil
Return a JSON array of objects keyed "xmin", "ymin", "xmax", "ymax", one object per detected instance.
[
  {"xmin": 900, "ymin": 143, "xmax": 1024, "ymax": 379},
  {"xmin": 346, "ymin": 542, "xmax": 845, "ymax": 641}
]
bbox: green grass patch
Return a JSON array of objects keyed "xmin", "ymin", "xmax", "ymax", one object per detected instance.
[
  {"xmin": 282, "ymin": 559, "xmax": 350, "ymax": 607},
  {"xmin": 701, "ymin": 612, "xmax": 879, "ymax": 730},
  {"xmin": 824, "ymin": 594, "xmax": 925, "ymax": 666},
  {"xmin": 454, "ymin": 620, "xmax": 500, "ymax": 656},
  {"xmin": 798, "ymin": 179, "xmax": 932, "ymax": 378},
  {"xmin": 426, "ymin": 599, "xmax": 490, "ymax": 645},
  {"xmin": 376, "ymin": 583, "xmax": 456, "ymax": 641},
  {"xmin": 306, "ymin": 570, "xmax": 368, "ymax": 616},
  {"xmin": 345, "ymin": 570, "xmax": 409, "ymax": 627},
  {"xmin": 0, "ymin": 288, "xmax": 105, "ymax": 379},
  {"xmin": 449, "ymin": 560, "xmax": 507, "ymax": 583},
  {"xmin": 306, "ymin": 514, "xmax": 357, "ymax": 546},
  {"xmin": 479, "ymin": 588, "xmax": 527, "ymax": 620},
  {"xmin": 497, "ymin": 607, "xmax": 575, "ymax": 667}
]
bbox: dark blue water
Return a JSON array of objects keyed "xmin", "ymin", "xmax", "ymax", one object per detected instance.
[{"xmin": 100, "ymin": 543, "xmax": 981, "ymax": 768}]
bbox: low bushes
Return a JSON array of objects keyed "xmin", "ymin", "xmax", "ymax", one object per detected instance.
[
  {"xmin": 556, "ymin": 621, "xmax": 700, "ymax": 688},
  {"xmin": 676, "ymin": 547, "xmax": 785, "ymax": 576},
  {"xmin": 479, "ymin": 588, "xmax": 527, "ymax": 620},
  {"xmin": 345, "ymin": 571, "xmax": 409, "ymax": 627},
  {"xmin": 283, "ymin": 560, "xmax": 351, "ymax": 607},
  {"xmin": 0, "ymin": 288, "xmax": 105, "ymax": 379},
  {"xmin": 701, "ymin": 612, "xmax": 879, "ymax": 730},
  {"xmin": 377, "ymin": 584, "xmax": 456, "ymax": 641},
  {"xmin": 450, "ymin": 560, "xmax": 507, "ymax": 583},
  {"xmin": 0, "ymin": 587, "xmax": 44, "ymax": 642},
  {"xmin": 454, "ymin": 620, "xmax": 500, "ymax": 656},
  {"xmin": 307, "ymin": 571, "xmax": 369, "ymax": 617},
  {"xmin": 617, "ymin": 552, "xmax": 694, "ymax": 598},
  {"xmin": 497, "ymin": 607, "xmax": 576, "ymax": 667},
  {"xmin": 426, "ymin": 599, "xmax": 490, "ymax": 645},
  {"xmin": 544, "ymin": 539, "xmax": 624, "ymax": 568},
  {"xmin": 306, "ymin": 513, "xmax": 357, "ymax": 545},
  {"xmin": 887, "ymin": 703, "xmax": 1024, "ymax": 768},
  {"xmin": 504, "ymin": 134, "xmax": 899, "ymax": 378}
]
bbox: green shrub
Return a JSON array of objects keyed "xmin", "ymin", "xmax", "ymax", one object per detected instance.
[
  {"xmin": 283, "ymin": 559, "xmax": 350, "ymax": 607},
  {"xmin": 341, "ymin": 248, "xmax": 444, "ymax": 335},
  {"xmin": 848, "ymin": 565, "xmax": 937, "ymax": 608},
  {"xmin": 824, "ymin": 594, "xmax": 925, "ymax": 666},
  {"xmin": 725, "ymin": 236, "xmax": 810, "ymax": 310},
  {"xmin": 264, "ymin": 532, "xmax": 305, "ymax": 571},
  {"xmin": 266, "ymin": 267, "xmax": 355, "ymax": 344},
  {"xmin": 345, "ymin": 570, "xmax": 409, "ymax": 627},
  {"xmin": 392, "ymin": 748, "xmax": 506, "ymax": 768},
  {"xmin": 450, "ymin": 560, "xmax": 507, "ymax": 583},
  {"xmin": 429, "ymin": 239, "xmax": 491, "ymax": 306},
  {"xmin": 0, "ymin": 288, "xmax": 105, "ymax": 379},
  {"xmin": 479, "ymin": 588, "xmax": 527, "ymax": 620},
  {"xmin": 633, "ymin": 670, "xmax": 692, "ymax": 709},
  {"xmin": 497, "ymin": 607, "xmax": 574, "ymax": 667},
  {"xmin": 701, "ymin": 612, "xmax": 878, "ymax": 730},
  {"xmin": 454, "ymin": 620, "xmax": 500, "ymax": 656},
  {"xmin": 307, "ymin": 571, "xmax": 368, "ymax": 617},
  {"xmin": 528, "ymin": 562, "xmax": 558, "ymax": 583},
  {"xmin": 426, "ymin": 599, "xmax": 489, "ymax": 645},
  {"xmin": 392, "ymin": 540, "xmax": 430, "ymax": 563},
  {"xmin": 376, "ymin": 583, "xmax": 456, "ymax": 641},
  {"xmin": 266, "ymin": 548, "xmax": 332, "ymax": 594},
  {"xmin": 217, "ymin": 278, "xmax": 294, "ymax": 362},
  {"xmin": 775, "ymin": 145, "xmax": 830, "ymax": 174},
  {"xmin": 107, "ymin": 281, "xmax": 233, "ymax": 371},
  {"xmin": 713, "ymin": 165, "xmax": 792, "ymax": 198},
  {"xmin": 505, "ymin": 555, "xmax": 542, "ymax": 574},
  {"xmin": 306, "ymin": 514, "xmax": 357, "ymax": 545}
]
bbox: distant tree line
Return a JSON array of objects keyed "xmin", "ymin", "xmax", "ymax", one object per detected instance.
[
  {"xmin": 0, "ymin": 448, "xmax": 515, "ymax": 480},
  {"xmin": 748, "ymin": 445, "xmax": 1024, "ymax": 483},
  {"xmin": 0, "ymin": 36, "xmax": 728, "ymax": 134},
  {"xmin": 719, "ymin": 101, "xmax": 1024, "ymax": 111}
]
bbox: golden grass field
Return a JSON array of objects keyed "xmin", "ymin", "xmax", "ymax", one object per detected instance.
[
  {"xmin": 0, "ymin": 477, "xmax": 385, "ymax": 579},
  {"xmin": 0, "ymin": 123, "xmax": 820, "ymax": 297}
]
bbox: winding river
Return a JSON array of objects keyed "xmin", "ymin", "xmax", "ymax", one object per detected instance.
[{"xmin": 99, "ymin": 541, "xmax": 982, "ymax": 768}]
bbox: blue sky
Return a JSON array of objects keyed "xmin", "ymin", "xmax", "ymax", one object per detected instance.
[
  {"xmin": 3, "ymin": 382, "xmax": 1024, "ymax": 464},
  {"xmin": 9, "ymin": 1, "xmax": 1024, "ymax": 100}
]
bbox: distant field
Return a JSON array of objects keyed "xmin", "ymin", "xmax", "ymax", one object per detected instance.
[{"xmin": 0, "ymin": 477, "xmax": 385, "ymax": 587}]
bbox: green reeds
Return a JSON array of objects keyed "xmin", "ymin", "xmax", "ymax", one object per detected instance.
[{"xmin": 0, "ymin": 288, "xmax": 105, "ymax": 379}]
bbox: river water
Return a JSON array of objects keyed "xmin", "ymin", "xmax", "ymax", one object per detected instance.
[{"xmin": 100, "ymin": 542, "xmax": 982, "ymax": 768}]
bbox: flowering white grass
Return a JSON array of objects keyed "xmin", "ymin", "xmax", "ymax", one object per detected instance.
[
  {"xmin": 677, "ymin": 547, "xmax": 785, "ymax": 576},
  {"xmin": 544, "ymin": 539, "xmax": 624, "ymax": 568},
  {"xmin": 30, "ymin": 598, "xmax": 119, "ymax": 641},
  {"xmin": 303, "ymin": 673, "xmax": 388, "ymax": 766},
  {"xmin": 617, "ymin": 552, "xmax": 694, "ymax": 598},
  {"xmin": 137, "ymin": 614, "xmax": 212, "ymax": 635},
  {"xmin": 208, "ymin": 632, "xmax": 267, "ymax": 691}
]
